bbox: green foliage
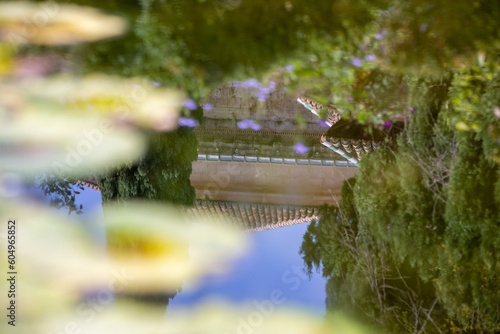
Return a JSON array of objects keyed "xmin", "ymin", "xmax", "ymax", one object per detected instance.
[
  {"xmin": 301, "ymin": 180, "xmax": 449, "ymax": 333},
  {"xmin": 439, "ymin": 134, "xmax": 500, "ymax": 329},
  {"xmin": 33, "ymin": 174, "xmax": 84, "ymax": 215},
  {"xmin": 302, "ymin": 74, "xmax": 500, "ymax": 332},
  {"xmin": 98, "ymin": 128, "xmax": 197, "ymax": 206},
  {"xmin": 357, "ymin": 79, "xmax": 500, "ymax": 330},
  {"xmin": 285, "ymin": 38, "xmax": 410, "ymax": 124},
  {"xmin": 21, "ymin": 0, "xmax": 500, "ymax": 327},
  {"xmin": 74, "ymin": 0, "xmax": 377, "ymax": 99},
  {"xmin": 282, "ymin": 1, "xmax": 500, "ymax": 124},
  {"xmin": 447, "ymin": 61, "xmax": 500, "ymax": 161},
  {"xmin": 66, "ymin": 0, "xmax": 500, "ymax": 128},
  {"xmin": 373, "ymin": 0, "xmax": 500, "ymax": 75}
]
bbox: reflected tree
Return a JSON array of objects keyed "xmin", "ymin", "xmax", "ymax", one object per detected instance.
[
  {"xmin": 98, "ymin": 128, "xmax": 197, "ymax": 206},
  {"xmin": 301, "ymin": 183, "xmax": 449, "ymax": 333},
  {"xmin": 301, "ymin": 72, "xmax": 500, "ymax": 332},
  {"xmin": 31, "ymin": 174, "xmax": 84, "ymax": 215}
]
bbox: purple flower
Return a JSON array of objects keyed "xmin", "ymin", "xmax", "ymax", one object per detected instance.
[
  {"xmin": 241, "ymin": 78, "xmax": 261, "ymax": 89},
  {"xmin": 365, "ymin": 54, "xmax": 377, "ymax": 61},
  {"xmin": 259, "ymin": 87, "xmax": 272, "ymax": 95},
  {"xmin": 237, "ymin": 119, "xmax": 261, "ymax": 130},
  {"xmin": 250, "ymin": 123, "xmax": 262, "ymax": 131},
  {"xmin": 182, "ymin": 99, "xmax": 197, "ymax": 110},
  {"xmin": 294, "ymin": 142, "xmax": 310, "ymax": 154},
  {"xmin": 178, "ymin": 117, "xmax": 198, "ymax": 127},
  {"xmin": 285, "ymin": 64, "xmax": 294, "ymax": 72},
  {"xmin": 410, "ymin": 107, "xmax": 416, "ymax": 114},
  {"xmin": 346, "ymin": 97, "xmax": 353, "ymax": 102},
  {"xmin": 420, "ymin": 23, "xmax": 428, "ymax": 33},
  {"xmin": 351, "ymin": 58, "xmax": 364, "ymax": 67},
  {"xmin": 237, "ymin": 120, "xmax": 252, "ymax": 129},
  {"xmin": 257, "ymin": 83, "xmax": 276, "ymax": 101},
  {"xmin": 317, "ymin": 120, "xmax": 329, "ymax": 127},
  {"xmin": 375, "ymin": 28, "xmax": 387, "ymax": 40},
  {"xmin": 152, "ymin": 81, "xmax": 161, "ymax": 87},
  {"xmin": 202, "ymin": 103, "xmax": 213, "ymax": 111},
  {"xmin": 383, "ymin": 121, "xmax": 392, "ymax": 129},
  {"xmin": 256, "ymin": 92, "xmax": 268, "ymax": 102},
  {"xmin": 235, "ymin": 79, "xmax": 277, "ymax": 101}
]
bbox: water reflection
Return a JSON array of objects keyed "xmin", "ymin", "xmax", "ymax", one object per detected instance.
[
  {"xmin": 193, "ymin": 85, "xmax": 359, "ymax": 206},
  {"xmin": 69, "ymin": 87, "xmax": 344, "ymax": 325},
  {"xmin": 168, "ymin": 223, "xmax": 326, "ymax": 314},
  {"xmin": 301, "ymin": 81, "xmax": 500, "ymax": 332},
  {"xmin": 3, "ymin": 0, "xmax": 500, "ymax": 333}
]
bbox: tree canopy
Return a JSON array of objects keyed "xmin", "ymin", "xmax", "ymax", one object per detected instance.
[
  {"xmin": 301, "ymin": 68, "xmax": 500, "ymax": 332},
  {"xmin": 98, "ymin": 128, "xmax": 197, "ymax": 206}
]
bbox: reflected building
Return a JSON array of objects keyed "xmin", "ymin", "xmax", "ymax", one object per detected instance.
[
  {"xmin": 78, "ymin": 177, "xmax": 100, "ymax": 191},
  {"xmin": 297, "ymin": 96, "xmax": 402, "ymax": 166},
  {"xmin": 191, "ymin": 200, "xmax": 319, "ymax": 233},
  {"xmin": 79, "ymin": 179, "xmax": 319, "ymax": 233},
  {"xmin": 190, "ymin": 84, "xmax": 359, "ymax": 231},
  {"xmin": 83, "ymin": 84, "xmax": 397, "ymax": 232}
]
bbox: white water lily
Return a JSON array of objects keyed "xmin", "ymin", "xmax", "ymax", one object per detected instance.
[
  {"xmin": 57, "ymin": 300, "xmax": 371, "ymax": 334},
  {"xmin": 0, "ymin": 203, "xmax": 109, "ymax": 327},
  {"xmin": 0, "ymin": 2, "xmax": 127, "ymax": 45},
  {"xmin": 17, "ymin": 74, "xmax": 184, "ymax": 130},
  {"xmin": 0, "ymin": 73, "xmax": 186, "ymax": 175},
  {"xmin": 0, "ymin": 111, "xmax": 147, "ymax": 175},
  {"xmin": 102, "ymin": 201, "xmax": 248, "ymax": 293},
  {"xmin": 0, "ymin": 200, "xmax": 249, "ymax": 332}
]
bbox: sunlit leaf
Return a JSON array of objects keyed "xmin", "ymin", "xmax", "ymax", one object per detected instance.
[{"xmin": 455, "ymin": 121, "xmax": 469, "ymax": 131}]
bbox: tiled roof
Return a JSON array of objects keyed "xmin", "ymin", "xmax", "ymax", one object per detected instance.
[
  {"xmin": 321, "ymin": 133, "xmax": 383, "ymax": 161},
  {"xmin": 78, "ymin": 180, "xmax": 318, "ymax": 233},
  {"xmin": 298, "ymin": 96, "xmax": 406, "ymax": 162},
  {"xmin": 297, "ymin": 96, "xmax": 342, "ymax": 126},
  {"xmin": 189, "ymin": 200, "xmax": 318, "ymax": 233},
  {"xmin": 77, "ymin": 179, "xmax": 99, "ymax": 191}
]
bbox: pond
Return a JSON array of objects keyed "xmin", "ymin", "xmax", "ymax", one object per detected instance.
[
  {"xmin": 1, "ymin": 0, "xmax": 500, "ymax": 333},
  {"xmin": 76, "ymin": 187, "xmax": 327, "ymax": 314}
]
